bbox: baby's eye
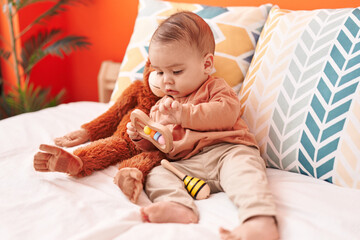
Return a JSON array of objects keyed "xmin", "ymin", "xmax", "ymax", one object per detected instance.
[
  {"xmin": 157, "ymin": 71, "xmax": 163, "ymax": 75},
  {"xmin": 173, "ymin": 70, "xmax": 183, "ymax": 75}
]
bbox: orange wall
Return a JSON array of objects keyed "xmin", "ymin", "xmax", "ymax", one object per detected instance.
[
  {"xmin": 2, "ymin": 0, "xmax": 358, "ymax": 102},
  {"xmin": 0, "ymin": 7, "xmax": 11, "ymax": 89},
  {"xmin": 0, "ymin": 4, "xmax": 21, "ymax": 91}
]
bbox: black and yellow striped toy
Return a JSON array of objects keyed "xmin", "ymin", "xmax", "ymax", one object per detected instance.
[{"xmin": 161, "ymin": 159, "xmax": 210, "ymax": 200}]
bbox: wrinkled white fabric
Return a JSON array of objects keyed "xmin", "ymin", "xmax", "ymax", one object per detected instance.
[{"xmin": 1, "ymin": 102, "xmax": 359, "ymax": 240}]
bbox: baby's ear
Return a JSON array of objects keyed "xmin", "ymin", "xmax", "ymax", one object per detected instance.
[{"xmin": 203, "ymin": 53, "xmax": 214, "ymax": 75}]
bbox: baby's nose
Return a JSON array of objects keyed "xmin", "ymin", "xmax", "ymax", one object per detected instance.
[{"xmin": 163, "ymin": 74, "xmax": 174, "ymax": 84}]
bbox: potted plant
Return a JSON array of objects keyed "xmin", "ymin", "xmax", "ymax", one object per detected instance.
[{"xmin": 0, "ymin": 0, "xmax": 91, "ymax": 119}]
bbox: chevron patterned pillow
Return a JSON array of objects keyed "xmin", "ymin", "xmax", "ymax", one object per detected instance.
[
  {"xmin": 110, "ymin": 0, "xmax": 272, "ymax": 102},
  {"xmin": 239, "ymin": 6, "xmax": 360, "ymax": 188}
]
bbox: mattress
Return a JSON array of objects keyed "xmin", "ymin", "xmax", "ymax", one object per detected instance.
[{"xmin": 1, "ymin": 101, "xmax": 360, "ymax": 240}]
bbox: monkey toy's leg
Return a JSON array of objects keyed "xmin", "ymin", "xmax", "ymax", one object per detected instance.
[
  {"xmin": 34, "ymin": 136, "xmax": 140, "ymax": 177},
  {"xmin": 114, "ymin": 151, "xmax": 165, "ymax": 203}
]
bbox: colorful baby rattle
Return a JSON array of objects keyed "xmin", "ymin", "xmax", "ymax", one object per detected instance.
[
  {"xmin": 130, "ymin": 109, "xmax": 173, "ymax": 153},
  {"xmin": 143, "ymin": 126, "xmax": 166, "ymax": 145}
]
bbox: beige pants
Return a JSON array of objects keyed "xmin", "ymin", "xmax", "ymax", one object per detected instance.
[{"xmin": 145, "ymin": 143, "xmax": 277, "ymax": 223}]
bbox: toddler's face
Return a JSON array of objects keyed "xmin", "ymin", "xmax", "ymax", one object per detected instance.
[{"xmin": 149, "ymin": 40, "xmax": 210, "ymax": 99}]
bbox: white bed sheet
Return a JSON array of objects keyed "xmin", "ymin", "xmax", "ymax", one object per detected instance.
[{"xmin": 1, "ymin": 101, "xmax": 360, "ymax": 240}]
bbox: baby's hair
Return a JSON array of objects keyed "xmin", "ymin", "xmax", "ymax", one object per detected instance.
[{"xmin": 150, "ymin": 11, "xmax": 215, "ymax": 56}]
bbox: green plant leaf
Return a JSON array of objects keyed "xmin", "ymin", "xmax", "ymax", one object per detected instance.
[
  {"xmin": 20, "ymin": 29, "xmax": 62, "ymax": 73},
  {"xmin": 21, "ymin": 30, "xmax": 90, "ymax": 74},
  {"xmin": 0, "ymin": 80, "xmax": 66, "ymax": 119},
  {"xmin": 15, "ymin": 0, "xmax": 58, "ymax": 10},
  {"xmin": 1, "ymin": 0, "xmax": 91, "ymax": 119},
  {"xmin": 46, "ymin": 88, "xmax": 65, "ymax": 107},
  {"xmin": 44, "ymin": 35, "xmax": 91, "ymax": 57},
  {"xmin": 0, "ymin": 48, "xmax": 11, "ymax": 60},
  {"xmin": 0, "ymin": 94, "xmax": 13, "ymax": 119},
  {"xmin": 17, "ymin": 0, "xmax": 89, "ymax": 23}
]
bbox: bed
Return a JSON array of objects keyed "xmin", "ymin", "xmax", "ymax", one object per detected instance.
[
  {"xmin": 2, "ymin": 0, "xmax": 360, "ymax": 239},
  {"xmin": 1, "ymin": 101, "xmax": 360, "ymax": 239},
  {"xmin": 0, "ymin": 101, "xmax": 359, "ymax": 240}
]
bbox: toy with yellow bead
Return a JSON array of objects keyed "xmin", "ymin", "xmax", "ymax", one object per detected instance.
[
  {"xmin": 130, "ymin": 109, "xmax": 210, "ymax": 200},
  {"xmin": 130, "ymin": 109, "xmax": 173, "ymax": 153}
]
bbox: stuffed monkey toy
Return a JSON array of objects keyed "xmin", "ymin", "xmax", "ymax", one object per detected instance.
[{"xmin": 34, "ymin": 60, "xmax": 166, "ymax": 203}]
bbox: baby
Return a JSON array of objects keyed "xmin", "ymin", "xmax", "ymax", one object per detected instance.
[{"xmin": 126, "ymin": 11, "xmax": 279, "ymax": 240}]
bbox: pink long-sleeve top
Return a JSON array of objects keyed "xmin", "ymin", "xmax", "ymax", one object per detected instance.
[{"xmin": 134, "ymin": 76, "xmax": 258, "ymax": 160}]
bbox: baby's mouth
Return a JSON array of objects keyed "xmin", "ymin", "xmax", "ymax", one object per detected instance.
[{"xmin": 166, "ymin": 89, "xmax": 179, "ymax": 95}]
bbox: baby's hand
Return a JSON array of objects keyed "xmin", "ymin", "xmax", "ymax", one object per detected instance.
[
  {"xmin": 126, "ymin": 122, "xmax": 142, "ymax": 141},
  {"xmin": 156, "ymin": 98, "xmax": 182, "ymax": 125}
]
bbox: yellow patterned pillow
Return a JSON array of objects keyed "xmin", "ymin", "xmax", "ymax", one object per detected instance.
[{"xmin": 110, "ymin": 0, "xmax": 272, "ymax": 101}]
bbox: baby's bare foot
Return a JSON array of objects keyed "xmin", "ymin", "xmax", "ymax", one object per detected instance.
[
  {"xmin": 219, "ymin": 216, "xmax": 279, "ymax": 240},
  {"xmin": 140, "ymin": 201, "xmax": 198, "ymax": 224},
  {"xmin": 114, "ymin": 168, "xmax": 143, "ymax": 203}
]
